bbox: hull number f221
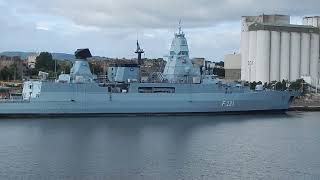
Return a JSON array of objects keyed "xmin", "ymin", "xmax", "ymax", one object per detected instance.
[{"xmin": 222, "ymin": 100, "xmax": 235, "ymax": 107}]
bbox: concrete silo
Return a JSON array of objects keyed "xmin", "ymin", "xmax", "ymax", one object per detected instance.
[
  {"xmin": 313, "ymin": 18, "xmax": 319, "ymax": 27},
  {"xmin": 310, "ymin": 33, "xmax": 320, "ymax": 79},
  {"xmin": 248, "ymin": 31, "xmax": 257, "ymax": 82},
  {"xmin": 240, "ymin": 31, "xmax": 249, "ymax": 81},
  {"xmin": 270, "ymin": 31, "xmax": 281, "ymax": 81},
  {"xmin": 290, "ymin": 32, "xmax": 301, "ymax": 81},
  {"xmin": 256, "ymin": 30, "xmax": 271, "ymax": 83},
  {"xmin": 240, "ymin": 14, "xmax": 320, "ymax": 83},
  {"xmin": 300, "ymin": 33, "xmax": 311, "ymax": 76},
  {"xmin": 241, "ymin": 14, "xmax": 290, "ymax": 82},
  {"xmin": 303, "ymin": 16, "xmax": 320, "ymax": 27},
  {"xmin": 280, "ymin": 32, "xmax": 290, "ymax": 81}
]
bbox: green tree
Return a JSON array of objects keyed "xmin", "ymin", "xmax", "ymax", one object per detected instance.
[
  {"xmin": 275, "ymin": 82, "xmax": 284, "ymax": 90},
  {"xmin": 8, "ymin": 63, "xmax": 21, "ymax": 81},
  {"xmin": 0, "ymin": 63, "xmax": 22, "ymax": 81},
  {"xmin": 58, "ymin": 61, "xmax": 72, "ymax": 74},
  {"xmin": 25, "ymin": 68, "xmax": 39, "ymax": 77},
  {"xmin": 89, "ymin": 62, "xmax": 103, "ymax": 75},
  {"xmin": 289, "ymin": 79, "xmax": 304, "ymax": 91},
  {"xmin": 212, "ymin": 67, "xmax": 225, "ymax": 77},
  {"xmin": 281, "ymin": 80, "xmax": 287, "ymax": 90},
  {"xmin": 250, "ymin": 81, "xmax": 257, "ymax": 90},
  {"xmin": 0, "ymin": 67, "xmax": 12, "ymax": 80},
  {"xmin": 215, "ymin": 61, "xmax": 224, "ymax": 67},
  {"xmin": 35, "ymin": 52, "xmax": 55, "ymax": 72}
]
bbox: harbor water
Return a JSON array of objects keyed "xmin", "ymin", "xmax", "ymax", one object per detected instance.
[{"xmin": 0, "ymin": 112, "xmax": 320, "ymax": 179}]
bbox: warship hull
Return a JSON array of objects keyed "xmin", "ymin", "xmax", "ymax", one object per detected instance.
[{"xmin": 0, "ymin": 83, "xmax": 296, "ymax": 117}]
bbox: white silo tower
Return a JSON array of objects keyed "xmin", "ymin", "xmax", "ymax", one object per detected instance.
[
  {"xmin": 240, "ymin": 14, "xmax": 290, "ymax": 82},
  {"xmin": 248, "ymin": 31, "xmax": 257, "ymax": 82},
  {"xmin": 240, "ymin": 31, "xmax": 249, "ymax": 81},
  {"xmin": 290, "ymin": 32, "xmax": 301, "ymax": 81},
  {"xmin": 280, "ymin": 32, "xmax": 290, "ymax": 81},
  {"xmin": 256, "ymin": 30, "xmax": 271, "ymax": 83},
  {"xmin": 304, "ymin": 16, "xmax": 320, "ymax": 84},
  {"xmin": 313, "ymin": 18, "xmax": 319, "ymax": 27},
  {"xmin": 270, "ymin": 31, "xmax": 281, "ymax": 82},
  {"xmin": 300, "ymin": 33, "xmax": 311, "ymax": 76},
  {"xmin": 310, "ymin": 33, "xmax": 320, "ymax": 79},
  {"xmin": 241, "ymin": 14, "xmax": 320, "ymax": 83}
]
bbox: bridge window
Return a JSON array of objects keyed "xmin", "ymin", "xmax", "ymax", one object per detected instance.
[{"xmin": 178, "ymin": 51, "xmax": 189, "ymax": 56}]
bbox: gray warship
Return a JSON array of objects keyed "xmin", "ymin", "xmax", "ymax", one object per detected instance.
[{"xmin": 0, "ymin": 26, "xmax": 299, "ymax": 116}]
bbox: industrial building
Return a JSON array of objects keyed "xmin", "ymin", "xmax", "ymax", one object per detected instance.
[
  {"xmin": 303, "ymin": 16, "xmax": 320, "ymax": 28},
  {"xmin": 224, "ymin": 53, "xmax": 241, "ymax": 81},
  {"xmin": 27, "ymin": 54, "xmax": 39, "ymax": 69},
  {"xmin": 240, "ymin": 14, "xmax": 320, "ymax": 85}
]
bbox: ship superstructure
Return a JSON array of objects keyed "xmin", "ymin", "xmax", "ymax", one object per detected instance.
[{"xmin": 163, "ymin": 23, "xmax": 200, "ymax": 83}]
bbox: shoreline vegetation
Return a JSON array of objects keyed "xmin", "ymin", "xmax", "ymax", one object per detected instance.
[{"xmin": 290, "ymin": 93, "xmax": 320, "ymax": 111}]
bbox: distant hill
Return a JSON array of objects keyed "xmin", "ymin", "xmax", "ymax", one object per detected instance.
[
  {"xmin": 0, "ymin": 51, "xmax": 35, "ymax": 59},
  {"xmin": 0, "ymin": 51, "xmax": 75, "ymax": 60},
  {"xmin": 51, "ymin": 53, "xmax": 75, "ymax": 61}
]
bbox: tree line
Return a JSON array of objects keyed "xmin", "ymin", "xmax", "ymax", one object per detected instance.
[
  {"xmin": 0, "ymin": 63, "xmax": 20, "ymax": 81},
  {"xmin": 0, "ymin": 52, "xmax": 73, "ymax": 81},
  {"xmin": 30, "ymin": 52, "xmax": 72, "ymax": 78},
  {"xmin": 249, "ymin": 79, "xmax": 305, "ymax": 91}
]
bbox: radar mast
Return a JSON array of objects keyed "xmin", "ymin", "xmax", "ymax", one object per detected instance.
[
  {"xmin": 178, "ymin": 19, "xmax": 183, "ymax": 35},
  {"xmin": 135, "ymin": 40, "xmax": 144, "ymax": 65}
]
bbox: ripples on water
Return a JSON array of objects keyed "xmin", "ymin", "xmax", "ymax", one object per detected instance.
[{"xmin": 0, "ymin": 112, "xmax": 320, "ymax": 180}]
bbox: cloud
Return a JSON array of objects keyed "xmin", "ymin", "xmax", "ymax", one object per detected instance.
[
  {"xmin": 0, "ymin": 0, "xmax": 320, "ymax": 60},
  {"xmin": 6, "ymin": 0, "xmax": 320, "ymax": 28}
]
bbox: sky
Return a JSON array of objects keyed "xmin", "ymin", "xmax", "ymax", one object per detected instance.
[{"xmin": 0, "ymin": 0, "xmax": 319, "ymax": 61}]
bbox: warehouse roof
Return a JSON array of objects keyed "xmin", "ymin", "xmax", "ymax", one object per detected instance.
[{"xmin": 248, "ymin": 22, "xmax": 319, "ymax": 34}]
